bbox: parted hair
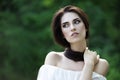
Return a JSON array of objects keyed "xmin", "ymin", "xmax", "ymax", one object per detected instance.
[{"xmin": 51, "ymin": 5, "xmax": 89, "ymax": 47}]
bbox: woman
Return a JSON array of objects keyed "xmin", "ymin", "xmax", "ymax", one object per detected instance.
[{"xmin": 37, "ymin": 5, "xmax": 109, "ymax": 80}]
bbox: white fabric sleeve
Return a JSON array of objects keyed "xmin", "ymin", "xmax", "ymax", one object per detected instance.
[
  {"xmin": 37, "ymin": 65, "xmax": 55, "ymax": 80},
  {"xmin": 92, "ymin": 72, "xmax": 107, "ymax": 80},
  {"xmin": 37, "ymin": 65, "xmax": 107, "ymax": 80},
  {"xmin": 37, "ymin": 65, "xmax": 48, "ymax": 80}
]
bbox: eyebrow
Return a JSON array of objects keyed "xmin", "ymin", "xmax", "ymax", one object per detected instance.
[
  {"xmin": 62, "ymin": 22, "xmax": 69, "ymax": 25},
  {"xmin": 61, "ymin": 17, "xmax": 81, "ymax": 26},
  {"xmin": 73, "ymin": 18, "xmax": 80, "ymax": 21}
]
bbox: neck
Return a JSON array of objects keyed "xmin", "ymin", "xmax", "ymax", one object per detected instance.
[{"xmin": 70, "ymin": 39, "xmax": 87, "ymax": 52}]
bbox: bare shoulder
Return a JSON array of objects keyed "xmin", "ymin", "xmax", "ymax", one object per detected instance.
[
  {"xmin": 94, "ymin": 58, "xmax": 109, "ymax": 76},
  {"xmin": 44, "ymin": 51, "xmax": 62, "ymax": 66}
]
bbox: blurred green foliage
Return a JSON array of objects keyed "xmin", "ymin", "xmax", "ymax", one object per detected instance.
[{"xmin": 0, "ymin": 0, "xmax": 120, "ymax": 80}]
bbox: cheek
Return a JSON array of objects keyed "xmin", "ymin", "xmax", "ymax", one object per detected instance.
[
  {"xmin": 82, "ymin": 26, "xmax": 86, "ymax": 31},
  {"xmin": 62, "ymin": 29, "xmax": 69, "ymax": 38},
  {"xmin": 62, "ymin": 31, "xmax": 68, "ymax": 37},
  {"xmin": 81, "ymin": 26, "xmax": 86, "ymax": 34},
  {"xmin": 82, "ymin": 27, "xmax": 86, "ymax": 38},
  {"xmin": 80, "ymin": 24, "xmax": 86, "ymax": 32},
  {"xmin": 78, "ymin": 24, "xmax": 86, "ymax": 37}
]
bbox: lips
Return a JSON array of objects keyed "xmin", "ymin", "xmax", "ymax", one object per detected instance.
[{"xmin": 71, "ymin": 32, "xmax": 79, "ymax": 36}]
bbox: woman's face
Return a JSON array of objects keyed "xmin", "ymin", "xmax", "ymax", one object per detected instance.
[{"xmin": 61, "ymin": 12, "xmax": 86, "ymax": 44}]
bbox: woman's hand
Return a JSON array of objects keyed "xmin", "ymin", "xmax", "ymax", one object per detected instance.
[
  {"xmin": 80, "ymin": 47, "xmax": 100, "ymax": 80},
  {"xmin": 84, "ymin": 47, "xmax": 99, "ymax": 66}
]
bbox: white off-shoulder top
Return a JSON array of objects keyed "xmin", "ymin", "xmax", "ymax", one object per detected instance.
[{"xmin": 37, "ymin": 65, "xmax": 106, "ymax": 80}]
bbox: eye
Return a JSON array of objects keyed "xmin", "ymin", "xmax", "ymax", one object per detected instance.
[
  {"xmin": 62, "ymin": 23, "xmax": 69, "ymax": 28},
  {"xmin": 73, "ymin": 19, "xmax": 81, "ymax": 24}
]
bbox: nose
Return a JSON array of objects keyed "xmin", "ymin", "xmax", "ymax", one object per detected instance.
[{"xmin": 71, "ymin": 24, "xmax": 76, "ymax": 31}]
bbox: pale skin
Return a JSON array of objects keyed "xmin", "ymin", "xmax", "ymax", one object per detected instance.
[{"xmin": 45, "ymin": 12, "xmax": 109, "ymax": 80}]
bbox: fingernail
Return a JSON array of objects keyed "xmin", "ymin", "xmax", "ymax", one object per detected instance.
[{"xmin": 86, "ymin": 47, "xmax": 88, "ymax": 50}]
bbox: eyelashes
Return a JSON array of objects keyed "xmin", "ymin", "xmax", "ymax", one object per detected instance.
[
  {"xmin": 62, "ymin": 18, "xmax": 81, "ymax": 28},
  {"xmin": 62, "ymin": 22, "xmax": 69, "ymax": 28},
  {"xmin": 73, "ymin": 19, "xmax": 81, "ymax": 24},
  {"xmin": 73, "ymin": 20, "xmax": 81, "ymax": 25}
]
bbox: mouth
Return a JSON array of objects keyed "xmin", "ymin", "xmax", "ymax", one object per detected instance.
[{"xmin": 71, "ymin": 32, "xmax": 79, "ymax": 36}]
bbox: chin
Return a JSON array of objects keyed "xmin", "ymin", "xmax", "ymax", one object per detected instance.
[{"xmin": 69, "ymin": 38, "xmax": 84, "ymax": 43}]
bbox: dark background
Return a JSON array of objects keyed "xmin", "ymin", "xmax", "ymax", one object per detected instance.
[{"xmin": 0, "ymin": 0, "xmax": 120, "ymax": 80}]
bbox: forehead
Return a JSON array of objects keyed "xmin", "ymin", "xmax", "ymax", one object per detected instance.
[{"xmin": 61, "ymin": 12, "xmax": 80, "ymax": 23}]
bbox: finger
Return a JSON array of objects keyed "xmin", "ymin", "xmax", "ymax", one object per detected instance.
[
  {"xmin": 86, "ymin": 47, "xmax": 88, "ymax": 50},
  {"xmin": 84, "ymin": 47, "xmax": 89, "ymax": 54},
  {"xmin": 93, "ymin": 51, "xmax": 97, "ymax": 55},
  {"xmin": 94, "ymin": 55, "xmax": 100, "ymax": 64},
  {"xmin": 97, "ymin": 55, "xmax": 100, "ymax": 60},
  {"xmin": 97, "ymin": 55, "xmax": 100, "ymax": 63}
]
